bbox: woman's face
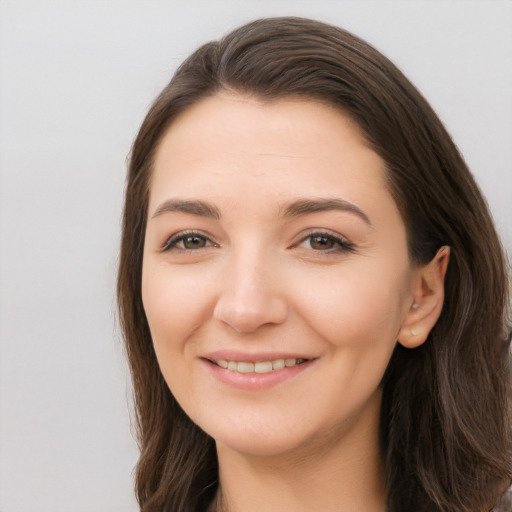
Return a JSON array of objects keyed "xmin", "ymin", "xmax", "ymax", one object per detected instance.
[{"xmin": 142, "ymin": 93, "xmax": 420, "ymax": 457}]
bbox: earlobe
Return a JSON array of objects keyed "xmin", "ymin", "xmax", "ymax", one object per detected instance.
[{"xmin": 398, "ymin": 246, "xmax": 450, "ymax": 349}]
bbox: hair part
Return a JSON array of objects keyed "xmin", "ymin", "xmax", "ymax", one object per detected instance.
[{"xmin": 118, "ymin": 17, "xmax": 512, "ymax": 511}]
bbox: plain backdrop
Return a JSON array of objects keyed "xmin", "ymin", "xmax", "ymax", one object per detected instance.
[{"xmin": 1, "ymin": 1, "xmax": 511, "ymax": 511}]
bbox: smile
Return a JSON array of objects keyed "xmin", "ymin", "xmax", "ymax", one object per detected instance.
[{"xmin": 213, "ymin": 358, "xmax": 308, "ymax": 374}]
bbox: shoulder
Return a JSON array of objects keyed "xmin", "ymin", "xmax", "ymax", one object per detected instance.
[{"xmin": 493, "ymin": 485, "xmax": 512, "ymax": 512}]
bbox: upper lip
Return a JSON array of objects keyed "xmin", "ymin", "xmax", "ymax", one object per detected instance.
[{"xmin": 203, "ymin": 350, "xmax": 316, "ymax": 362}]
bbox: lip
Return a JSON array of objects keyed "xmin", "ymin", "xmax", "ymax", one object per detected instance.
[
  {"xmin": 201, "ymin": 351, "xmax": 317, "ymax": 391},
  {"xmin": 203, "ymin": 350, "xmax": 314, "ymax": 362}
]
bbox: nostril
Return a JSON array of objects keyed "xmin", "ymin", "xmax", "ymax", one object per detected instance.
[{"xmin": 213, "ymin": 295, "xmax": 288, "ymax": 333}]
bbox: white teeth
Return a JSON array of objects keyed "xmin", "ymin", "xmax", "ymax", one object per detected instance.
[
  {"xmin": 254, "ymin": 361, "xmax": 273, "ymax": 373},
  {"xmin": 272, "ymin": 359, "xmax": 285, "ymax": 370},
  {"xmin": 237, "ymin": 362, "xmax": 254, "ymax": 373},
  {"xmin": 214, "ymin": 357, "xmax": 307, "ymax": 374}
]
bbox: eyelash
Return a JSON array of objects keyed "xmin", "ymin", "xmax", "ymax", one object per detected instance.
[
  {"xmin": 295, "ymin": 230, "xmax": 355, "ymax": 254},
  {"xmin": 162, "ymin": 230, "xmax": 217, "ymax": 252},
  {"xmin": 162, "ymin": 229, "xmax": 354, "ymax": 254}
]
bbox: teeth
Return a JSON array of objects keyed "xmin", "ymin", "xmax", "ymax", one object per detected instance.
[
  {"xmin": 214, "ymin": 358, "xmax": 307, "ymax": 374},
  {"xmin": 237, "ymin": 362, "xmax": 254, "ymax": 373},
  {"xmin": 255, "ymin": 361, "xmax": 273, "ymax": 373},
  {"xmin": 272, "ymin": 359, "xmax": 285, "ymax": 370}
]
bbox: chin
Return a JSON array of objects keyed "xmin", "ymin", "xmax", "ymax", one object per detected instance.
[
  {"xmin": 197, "ymin": 412, "xmax": 308, "ymax": 458},
  {"xmin": 205, "ymin": 413, "xmax": 343, "ymax": 460},
  {"xmin": 215, "ymin": 431, "xmax": 306, "ymax": 458},
  {"xmin": 200, "ymin": 390, "xmax": 383, "ymax": 461}
]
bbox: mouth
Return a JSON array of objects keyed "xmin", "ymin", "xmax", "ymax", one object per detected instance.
[
  {"xmin": 208, "ymin": 357, "xmax": 310, "ymax": 374},
  {"xmin": 203, "ymin": 353, "xmax": 316, "ymax": 390}
]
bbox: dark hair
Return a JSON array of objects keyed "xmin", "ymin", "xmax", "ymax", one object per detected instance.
[{"xmin": 118, "ymin": 16, "xmax": 512, "ymax": 512}]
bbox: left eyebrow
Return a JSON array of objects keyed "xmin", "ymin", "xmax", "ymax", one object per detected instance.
[
  {"xmin": 281, "ymin": 198, "xmax": 372, "ymax": 226},
  {"xmin": 151, "ymin": 199, "xmax": 221, "ymax": 220}
]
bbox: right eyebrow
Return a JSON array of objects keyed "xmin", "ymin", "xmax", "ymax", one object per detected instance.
[
  {"xmin": 151, "ymin": 199, "xmax": 221, "ymax": 220},
  {"xmin": 281, "ymin": 197, "xmax": 372, "ymax": 226}
]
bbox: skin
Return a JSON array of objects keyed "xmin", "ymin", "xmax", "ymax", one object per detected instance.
[{"xmin": 142, "ymin": 92, "xmax": 449, "ymax": 511}]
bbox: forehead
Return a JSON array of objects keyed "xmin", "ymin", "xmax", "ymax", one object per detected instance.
[
  {"xmin": 149, "ymin": 92, "xmax": 395, "ymax": 220},
  {"xmin": 154, "ymin": 92, "xmax": 370, "ymax": 165}
]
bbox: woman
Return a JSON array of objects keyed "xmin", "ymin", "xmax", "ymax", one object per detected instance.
[{"xmin": 118, "ymin": 17, "xmax": 512, "ymax": 512}]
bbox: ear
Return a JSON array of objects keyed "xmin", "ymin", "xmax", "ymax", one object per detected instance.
[{"xmin": 397, "ymin": 246, "xmax": 450, "ymax": 349}]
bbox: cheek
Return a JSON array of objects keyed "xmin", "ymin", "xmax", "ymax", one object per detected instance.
[
  {"xmin": 141, "ymin": 261, "xmax": 214, "ymax": 411},
  {"xmin": 288, "ymin": 264, "xmax": 409, "ymax": 420},
  {"xmin": 141, "ymin": 261, "xmax": 212, "ymax": 358},
  {"xmin": 289, "ymin": 261, "xmax": 409, "ymax": 349}
]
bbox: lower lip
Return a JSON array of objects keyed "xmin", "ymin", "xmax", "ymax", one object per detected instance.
[{"xmin": 203, "ymin": 359, "xmax": 316, "ymax": 390}]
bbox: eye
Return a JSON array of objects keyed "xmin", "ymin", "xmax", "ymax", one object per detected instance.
[
  {"xmin": 308, "ymin": 234, "xmax": 338, "ymax": 250},
  {"xmin": 297, "ymin": 230, "xmax": 355, "ymax": 253},
  {"xmin": 162, "ymin": 231, "xmax": 216, "ymax": 251}
]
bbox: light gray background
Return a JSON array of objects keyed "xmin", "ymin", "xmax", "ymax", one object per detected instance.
[{"xmin": 1, "ymin": 1, "xmax": 511, "ymax": 511}]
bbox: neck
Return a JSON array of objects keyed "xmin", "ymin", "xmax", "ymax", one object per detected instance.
[{"xmin": 214, "ymin": 392, "xmax": 386, "ymax": 512}]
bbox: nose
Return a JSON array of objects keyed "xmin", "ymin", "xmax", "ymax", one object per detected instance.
[{"xmin": 213, "ymin": 251, "xmax": 289, "ymax": 334}]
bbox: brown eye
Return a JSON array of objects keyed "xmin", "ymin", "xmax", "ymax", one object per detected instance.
[
  {"xmin": 296, "ymin": 231, "xmax": 355, "ymax": 254},
  {"xmin": 309, "ymin": 235, "xmax": 336, "ymax": 250},
  {"xmin": 163, "ymin": 232, "xmax": 215, "ymax": 252},
  {"xmin": 182, "ymin": 235, "xmax": 207, "ymax": 249}
]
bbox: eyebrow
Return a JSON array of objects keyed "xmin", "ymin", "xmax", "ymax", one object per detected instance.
[
  {"xmin": 281, "ymin": 198, "xmax": 372, "ymax": 226},
  {"xmin": 151, "ymin": 197, "xmax": 371, "ymax": 226},
  {"xmin": 151, "ymin": 199, "xmax": 221, "ymax": 220}
]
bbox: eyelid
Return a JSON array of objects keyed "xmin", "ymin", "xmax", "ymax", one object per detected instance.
[
  {"xmin": 160, "ymin": 228, "xmax": 354, "ymax": 253},
  {"xmin": 292, "ymin": 228, "xmax": 356, "ymax": 252},
  {"xmin": 161, "ymin": 229, "xmax": 217, "ymax": 252}
]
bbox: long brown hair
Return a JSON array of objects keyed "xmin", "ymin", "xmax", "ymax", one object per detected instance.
[{"xmin": 118, "ymin": 17, "xmax": 512, "ymax": 511}]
